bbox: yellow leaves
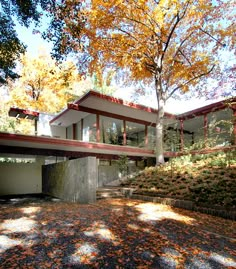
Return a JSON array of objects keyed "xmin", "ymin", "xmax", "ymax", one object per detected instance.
[
  {"xmin": 181, "ymin": 85, "xmax": 189, "ymax": 93},
  {"xmin": 8, "ymin": 50, "xmax": 81, "ymax": 114}
]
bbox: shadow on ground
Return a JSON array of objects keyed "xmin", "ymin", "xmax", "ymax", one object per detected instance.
[{"xmin": 0, "ymin": 195, "xmax": 235, "ymax": 268}]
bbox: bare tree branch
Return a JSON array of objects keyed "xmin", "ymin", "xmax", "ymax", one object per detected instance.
[{"xmin": 166, "ymin": 64, "xmax": 215, "ymax": 101}]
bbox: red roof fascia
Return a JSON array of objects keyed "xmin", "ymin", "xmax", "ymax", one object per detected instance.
[
  {"xmin": 9, "ymin": 107, "xmax": 39, "ymax": 118},
  {"xmin": 50, "ymin": 90, "xmax": 175, "ymax": 124},
  {"xmin": 177, "ymin": 97, "xmax": 236, "ymax": 120},
  {"xmin": 82, "ymin": 90, "xmax": 175, "ymax": 118}
]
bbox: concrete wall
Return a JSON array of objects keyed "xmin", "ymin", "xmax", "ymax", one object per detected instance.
[
  {"xmin": 42, "ymin": 157, "xmax": 97, "ymax": 203},
  {"xmin": 0, "ymin": 162, "xmax": 42, "ymax": 195},
  {"xmin": 98, "ymin": 162, "xmax": 140, "ymax": 187},
  {"xmin": 98, "ymin": 165, "xmax": 120, "ymax": 187}
]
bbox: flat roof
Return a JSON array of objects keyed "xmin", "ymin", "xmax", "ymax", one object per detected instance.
[
  {"xmin": 50, "ymin": 90, "xmax": 176, "ymax": 127},
  {"xmin": 9, "ymin": 107, "xmax": 39, "ymax": 120}
]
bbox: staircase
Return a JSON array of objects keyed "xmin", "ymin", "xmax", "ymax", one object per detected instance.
[
  {"xmin": 96, "ymin": 186, "xmax": 125, "ymax": 200},
  {"xmin": 96, "ymin": 186, "xmax": 136, "ymax": 200}
]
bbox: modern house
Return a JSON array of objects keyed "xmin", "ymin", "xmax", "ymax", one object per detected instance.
[{"xmin": 0, "ymin": 91, "xmax": 235, "ymax": 202}]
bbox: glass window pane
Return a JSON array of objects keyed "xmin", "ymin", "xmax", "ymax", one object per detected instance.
[
  {"xmin": 83, "ymin": 114, "xmax": 96, "ymax": 142},
  {"xmin": 66, "ymin": 125, "xmax": 73, "ymax": 139},
  {"xmin": 100, "ymin": 116, "xmax": 123, "ymax": 145},
  {"xmin": 164, "ymin": 123, "xmax": 180, "ymax": 151},
  {"xmin": 207, "ymin": 108, "xmax": 233, "ymax": 146},
  {"xmin": 148, "ymin": 126, "xmax": 156, "ymax": 149},
  {"xmin": 76, "ymin": 121, "xmax": 82, "ymax": 140},
  {"xmin": 126, "ymin": 121, "xmax": 145, "ymax": 147},
  {"xmin": 183, "ymin": 116, "xmax": 204, "ymax": 149}
]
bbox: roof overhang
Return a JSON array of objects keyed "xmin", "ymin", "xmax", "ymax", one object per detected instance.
[
  {"xmin": 50, "ymin": 91, "xmax": 176, "ymax": 127},
  {"xmin": 9, "ymin": 107, "xmax": 39, "ymax": 120},
  {"xmin": 177, "ymin": 97, "xmax": 236, "ymax": 120}
]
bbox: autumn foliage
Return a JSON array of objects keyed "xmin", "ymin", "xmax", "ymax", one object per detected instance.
[{"xmin": 46, "ymin": 0, "xmax": 235, "ymax": 164}]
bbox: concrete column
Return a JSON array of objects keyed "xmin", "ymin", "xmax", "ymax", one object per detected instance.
[{"xmin": 42, "ymin": 157, "xmax": 97, "ymax": 203}]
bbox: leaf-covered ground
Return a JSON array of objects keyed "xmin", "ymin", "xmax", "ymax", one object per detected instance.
[
  {"xmin": 121, "ymin": 154, "xmax": 236, "ymax": 208},
  {"xmin": 0, "ymin": 196, "xmax": 235, "ymax": 268}
]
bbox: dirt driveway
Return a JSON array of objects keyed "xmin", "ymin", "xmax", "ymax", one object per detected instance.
[{"xmin": 0, "ymin": 195, "xmax": 235, "ymax": 268}]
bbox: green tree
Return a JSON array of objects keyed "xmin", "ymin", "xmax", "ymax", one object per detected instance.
[{"xmin": 45, "ymin": 0, "xmax": 235, "ymax": 164}]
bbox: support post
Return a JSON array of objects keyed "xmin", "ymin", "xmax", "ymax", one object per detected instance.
[
  {"xmin": 123, "ymin": 120, "xmax": 127, "ymax": 145},
  {"xmin": 145, "ymin": 125, "xmax": 148, "ymax": 147},
  {"xmin": 180, "ymin": 119, "xmax": 184, "ymax": 151},
  {"xmin": 204, "ymin": 114, "xmax": 208, "ymax": 147},
  {"xmin": 81, "ymin": 119, "xmax": 84, "ymax": 141},
  {"xmin": 73, "ymin": 123, "xmax": 76, "ymax": 140},
  {"xmin": 34, "ymin": 119, "xmax": 38, "ymax": 136},
  {"xmin": 96, "ymin": 114, "xmax": 100, "ymax": 143}
]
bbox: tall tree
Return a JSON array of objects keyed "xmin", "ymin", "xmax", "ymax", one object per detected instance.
[
  {"xmin": 0, "ymin": 0, "xmax": 54, "ymax": 83},
  {"xmin": 8, "ymin": 50, "xmax": 81, "ymax": 113},
  {"xmin": 46, "ymin": 0, "xmax": 235, "ymax": 164}
]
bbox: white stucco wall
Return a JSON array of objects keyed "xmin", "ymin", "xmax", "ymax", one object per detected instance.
[{"xmin": 0, "ymin": 163, "xmax": 42, "ymax": 195}]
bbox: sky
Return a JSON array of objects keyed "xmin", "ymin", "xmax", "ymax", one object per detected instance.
[{"xmin": 14, "ymin": 18, "xmax": 234, "ymax": 115}]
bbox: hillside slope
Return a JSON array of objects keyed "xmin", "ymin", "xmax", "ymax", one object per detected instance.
[{"xmin": 121, "ymin": 153, "xmax": 236, "ymax": 208}]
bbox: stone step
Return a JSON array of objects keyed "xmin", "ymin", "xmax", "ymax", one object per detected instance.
[
  {"xmin": 96, "ymin": 187, "xmax": 136, "ymax": 200},
  {"xmin": 96, "ymin": 187, "xmax": 125, "ymax": 200}
]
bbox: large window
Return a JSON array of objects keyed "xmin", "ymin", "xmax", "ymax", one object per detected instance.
[
  {"xmin": 76, "ymin": 121, "xmax": 82, "ymax": 140},
  {"xmin": 126, "ymin": 121, "xmax": 145, "ymax": 147},
  {"xmin": 100, "ymin": 116, "xmax": 123, "ymax": 145},
  {"xmin": 66, "ymin": 125, "xmax": 73, "ymax": 139},
  {"xmin": 207, "ymin": 109, "xmax": 233, "ymax": 146},
  {"xmin": 148, "ymin": 126, "xmax": 156, "ymax": 149},
  {"xmin": 164, "ymin": 123, "xmax": 180, "ymax": 151},
  {"xmin": 83, "ymin": 114, "xmax": 96, "ymax": 142}
]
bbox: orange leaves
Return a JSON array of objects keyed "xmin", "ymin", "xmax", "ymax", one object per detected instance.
[
  {"xmin": 0, "ymin": 197, "xmax": 236, "ymax": 268},
  {"xmin": 8, "ymin": 51, "xmax": 81, "ymax": 114}
]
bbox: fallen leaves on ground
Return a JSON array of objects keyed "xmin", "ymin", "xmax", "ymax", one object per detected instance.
[{"xmin": 0, "ymin": 197, "xmax": 235, "ymax": 268}]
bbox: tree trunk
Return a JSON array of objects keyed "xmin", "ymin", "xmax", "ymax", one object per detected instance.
[{"xmin": 156, "ymin": 97, "xmax": 165, "ymax": 165}]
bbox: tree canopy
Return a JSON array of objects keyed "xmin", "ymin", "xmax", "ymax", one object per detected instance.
[
  {"xmin": 0, "ymin": 0, "xmax": 54, "ymax": 83},
  {"xmin": 8, "ymin": 50, "xmax": 81, "ymax": 113},
  {"xmin": 46, "ymin": 0, "xmax": 235, "ymax": 164}
]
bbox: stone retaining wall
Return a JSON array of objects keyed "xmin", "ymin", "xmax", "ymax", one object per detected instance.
[{"xmin": 122, "ymin": 190, "xmax": 236, "ymax": 220}]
